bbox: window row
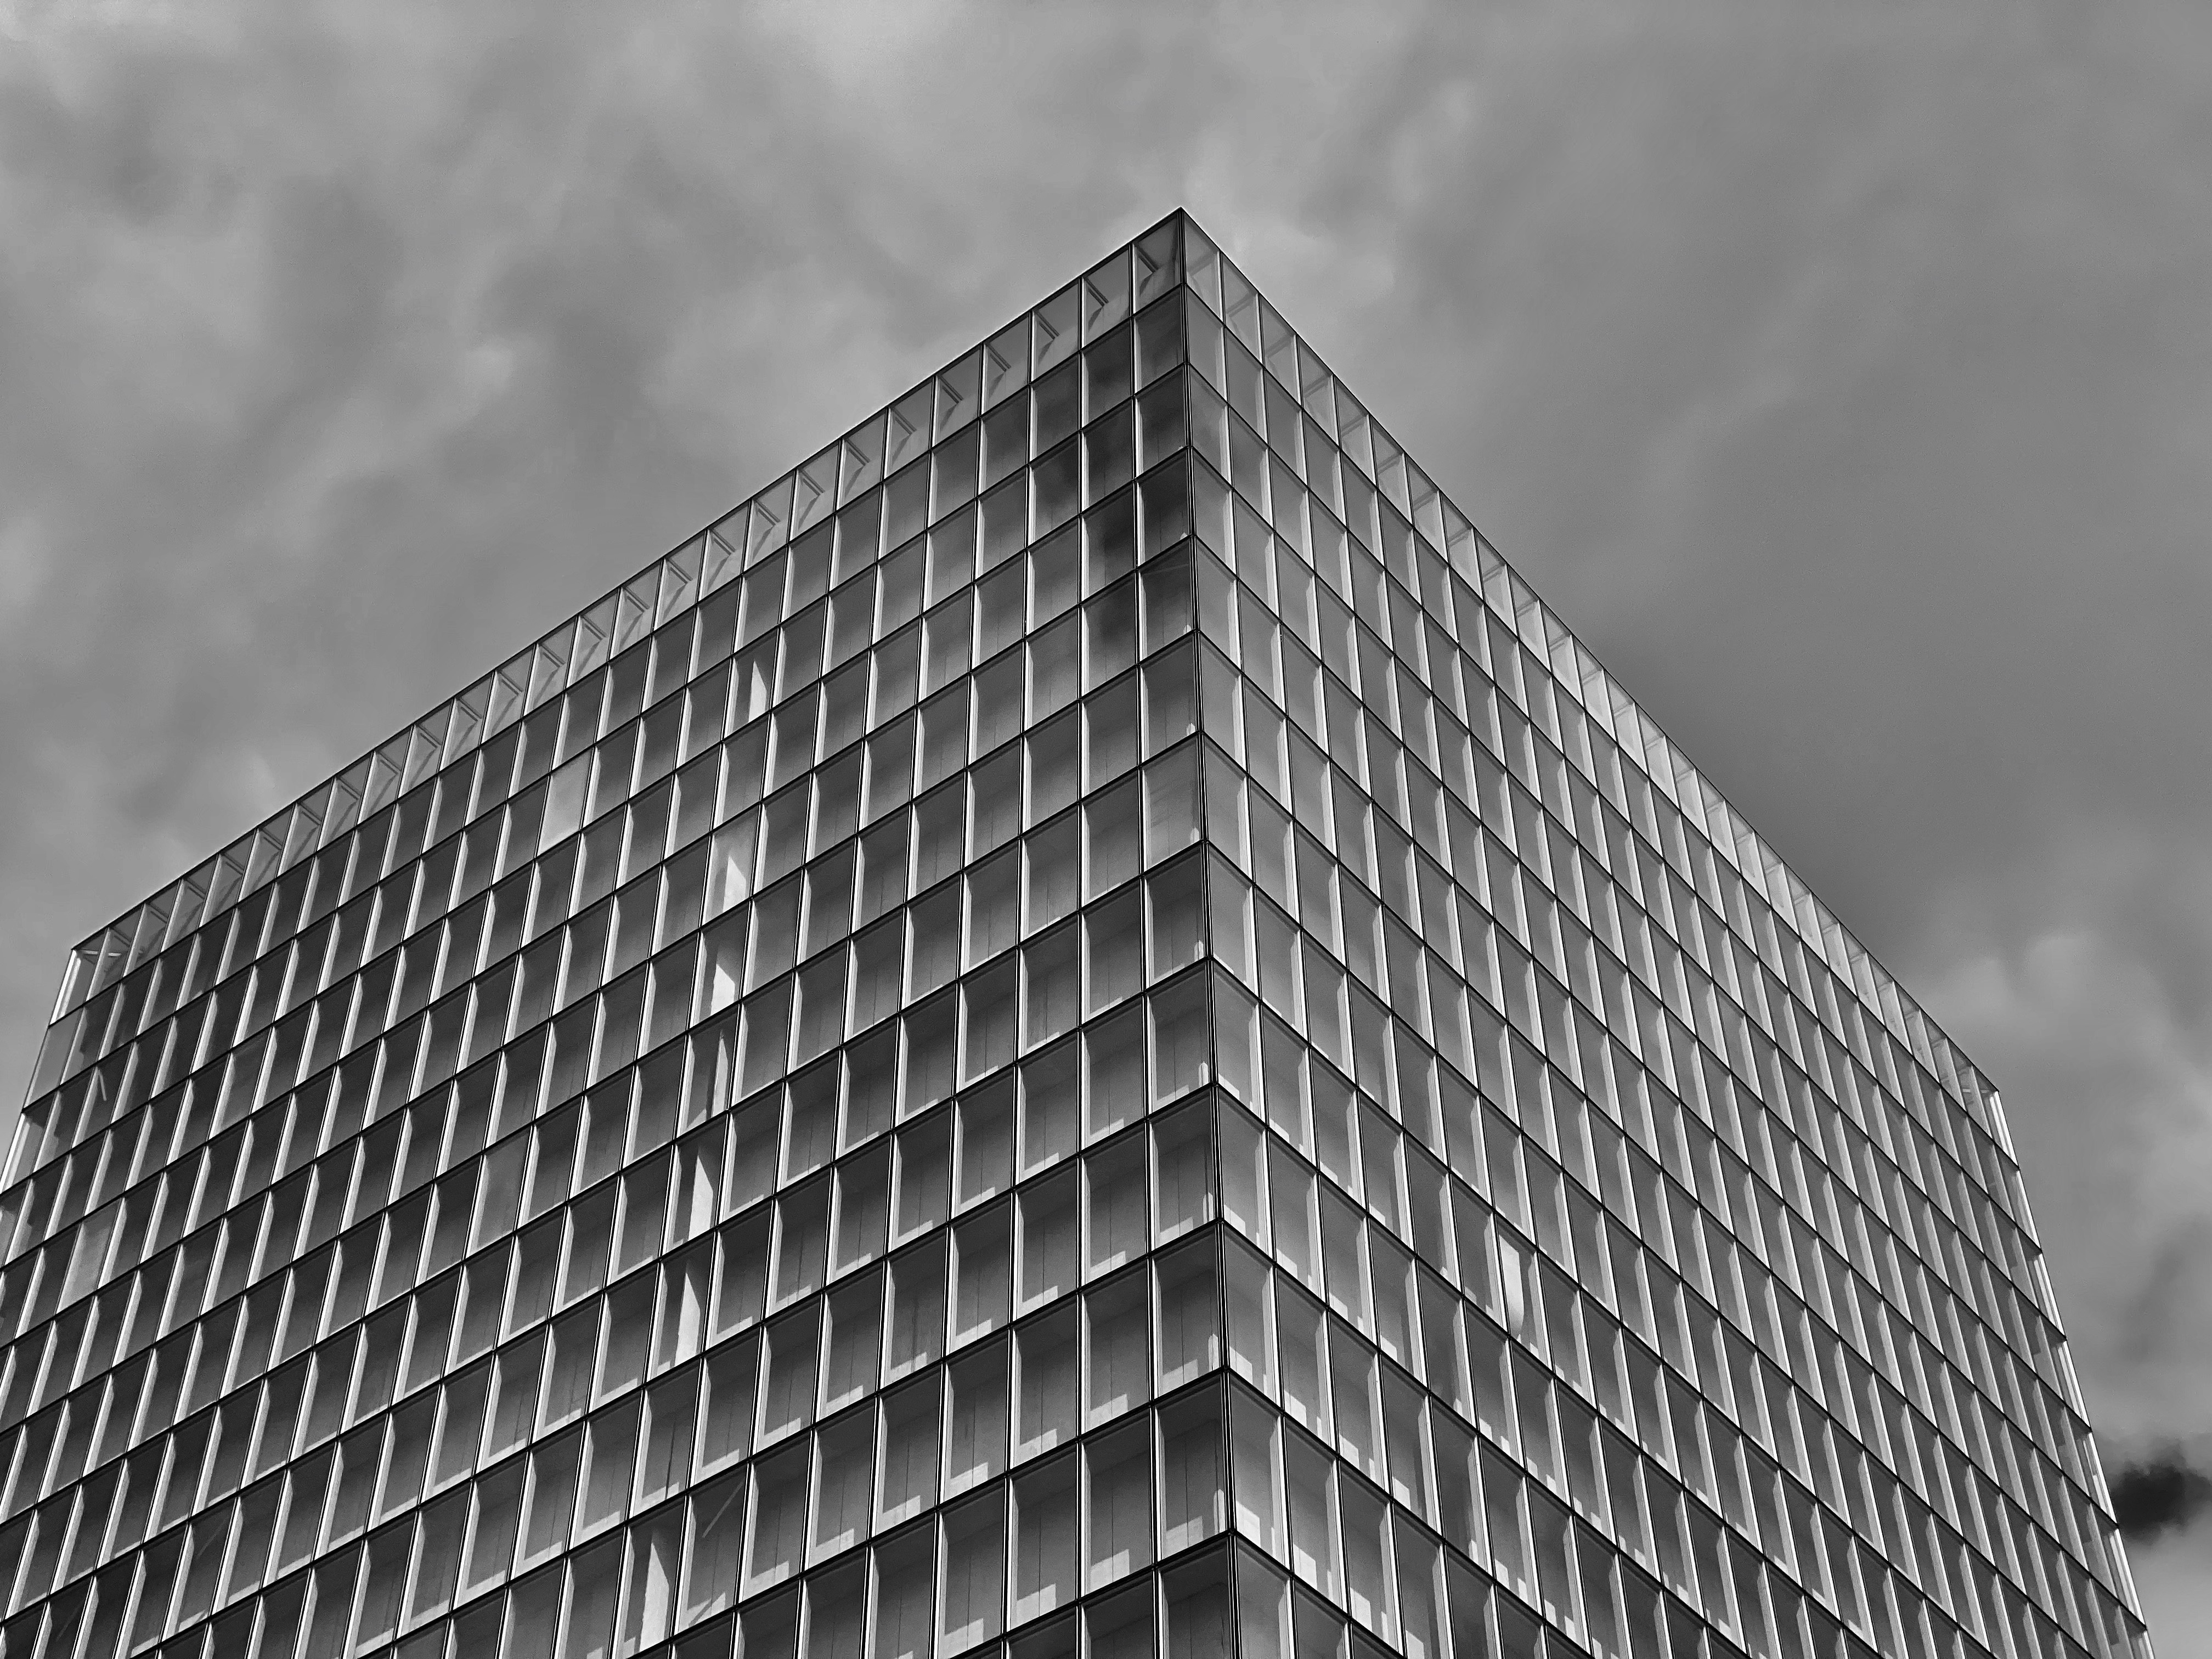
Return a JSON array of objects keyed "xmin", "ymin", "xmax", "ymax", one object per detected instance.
[
  {"xmin": 3, "ymin": 1244, "xmax": 1233, "ymax": 1659},
  {"xmin": 1228, "ymin": 1383, "xmax": 2042, "ymax": 1659},
  {"xmin": 70, "ymin": 1516, "xmax": 1244, "ymax": 1659},
  {"xmin": 0, "ymin": 952, "xmax": 1232, "ymax": 1526}
]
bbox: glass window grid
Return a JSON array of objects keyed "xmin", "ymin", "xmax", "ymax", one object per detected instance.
[
  {"xmin": 0, "ymin": 345, "xmax": 1216, "ymax": 1659},
  {"xmin": 1209, "ymin": 956, "xmax": 2105, "ymax": 1659},
  {"xmin": 104, "ymin": 1538, "xmax": 1285, "ymax": 1659},
  {"xmin": 1183, "ymin": 232, "xmax": 2032, "ymax": 1199},
  {"xmin": 0, "ymin": 692, "xmax": 1209, "ymax": 1469},
  {"xmin": 30, "ymin": 226, "xmax": 2019, "ymax": 1315},
  {"xmin": 0, "ymin": 845, "xmax": 1229, "ymax": 1654},
  {"xmin": 1194, "ymin": 253, "xmax": 2106, "ymax": 1557},
  {"xmin": 14, "ymin": 326, "xmax": 1189, "ymax": 1151},
  {"xmin": 1, "ymin": 1301, "xmax": 1236, "ymax": 1659},
  {"xmin": 0, "ymin": 421, "xmax": 1196, "ymax": 1319},
  {"xmin": 1184, "ymin": 531, "xmax": 2134, "ymax": 1656},
  {"xmin": 0, "ymin": 752, "xmax": 2123, "ymax": 1654},
  {"xmin": 0, "ymin": 575, "xmax": 2123, "ymax": 1659},
  {"xmin": 1203, "ymin": 504, "xmax": 2114, "ymax": 1531},
  {"xmin": 0, "ymin": 539, "xmax": 1201, "ymax": 1327},
  {"xmin": 13, "ymin": 455, "xmax": 2008, "ymax": 1451},
  {"xmin": 1186, "ymin": 477, "xmax": 2061, "ymax": 1415},
  {"xmin": 0, "ymin": 212, "xmax": 2147, "ymax": 1659},
  {"xmin": 13, "ymin": 374, "xmax": 2035, "ymax": 1442},
  {"xmin": 15, "ymin": 304, "xmax": 1182, "ymax": 1102},
  {"xmin": 0, "ymin": 1013, "xmax": 1248, "ymax": 1654},
  {"xmin": 1176, "ymin": 374, "xmax": 2076, "ymax": 1428},
  {"xmin": 17, "ymin": 1053, "xmax": 1999, "ymax": 1659},
  {"xmin": 1194, "ymin": 571, "xmax": 2106, "ymax": 1531}
]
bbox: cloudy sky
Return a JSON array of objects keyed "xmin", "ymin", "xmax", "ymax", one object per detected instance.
[{"xmin": 2, "ymin": 0, "xmax": 2208, "ymax": 1640}]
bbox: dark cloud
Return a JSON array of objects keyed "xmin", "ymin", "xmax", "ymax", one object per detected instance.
[
  {"xmin": 2, "ymin": 1, "xmax": 2210, "ymax": 1643},
  {"xmin": 2112, "ymin": 1451, "xmax": 2212, "ymax": 1544}
]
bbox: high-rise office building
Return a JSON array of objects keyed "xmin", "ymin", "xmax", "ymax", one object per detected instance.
[{"xmin": 0, "ymin": 212, "xmax": 2149, "ymax": 1659}]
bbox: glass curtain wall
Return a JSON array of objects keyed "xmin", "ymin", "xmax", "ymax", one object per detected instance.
[{"xmin": 0, "ymin": 214, "xmax": 2149, "ymax": 1659}]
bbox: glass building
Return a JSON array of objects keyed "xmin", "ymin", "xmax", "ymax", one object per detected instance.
[{"xmin": 0, "ymin": 212, "xmax": 2153, "ymax": 1659}]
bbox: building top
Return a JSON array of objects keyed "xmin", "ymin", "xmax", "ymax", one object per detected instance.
[
  {"xmin": 3, "ymin": 212, "xmax": 2145, "ymax": 1650},
  {"xmin": 23, "ymin": 219, "xmax": 1986, "ymax": 1121},
  {"xmin": 21, "ymin": 213, "xmax": 2023, "ymax": 1238}
]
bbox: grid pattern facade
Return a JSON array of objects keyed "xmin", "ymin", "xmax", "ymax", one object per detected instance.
[{"xmin": 0, "ymin": 213, "xmax": 2149, "ymax": 1659}]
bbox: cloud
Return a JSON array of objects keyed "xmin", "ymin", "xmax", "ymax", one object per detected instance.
[
  {"xmin": 1918, "ymin": 842, "xmax": 2212, "ymax": 1441},
  {"xmin": 2112, "ymin": 1450, "xmax": 2212, "ymax": 1544}
]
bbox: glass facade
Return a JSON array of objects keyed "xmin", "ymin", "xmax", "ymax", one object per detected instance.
[{"xmin": 0, "ymin": 212, "xmax": 2152, "ymax": 1659}]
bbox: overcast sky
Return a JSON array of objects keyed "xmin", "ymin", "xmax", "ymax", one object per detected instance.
[{"xmin": 3, "ymin": 0, "xmax": 2208, "ymax": 1639}]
